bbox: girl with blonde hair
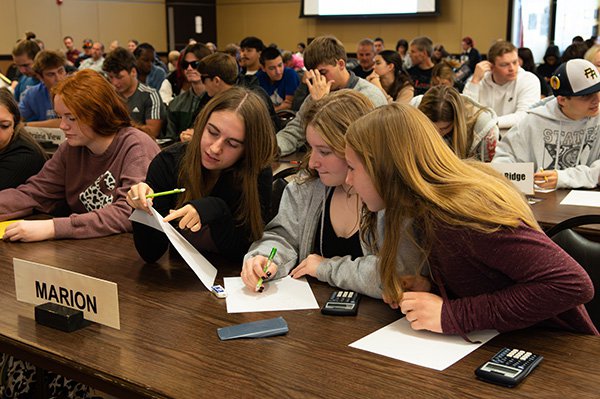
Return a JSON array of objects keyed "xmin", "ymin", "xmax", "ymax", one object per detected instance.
[
  {"xmin": 242, "ymin": 90, "xmax": 423, "ymax": 295},
  {"xmin": 412, "ymin": 85, "xmax": 497, "ymax": 161},
  {"xmin": 345, "ymin": 103, "xmax": 597, "ymax": 336},
  {"xmin": 128, "ymin": 86, "xmax": 277, "ymax": 262}
]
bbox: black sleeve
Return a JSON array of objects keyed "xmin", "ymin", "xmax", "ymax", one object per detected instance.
[
  {"xmin": 0, "ymin": 145, "xmax": 46, "ymax": 190},
  {"xmin": 258, "ymin": 167, "xmax": 273, "ymax": 224},
  {"xmin": 132, "ymin": 146, "xmax": 181, "ymax": 263},
  {"xmin": 188, "ymin": 167, "xmax": 272, "ymax": 261}
]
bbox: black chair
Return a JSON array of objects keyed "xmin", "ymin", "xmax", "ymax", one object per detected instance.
[
  {"xmin": 276, "ymin": 109, "xmax": 297, "ymax": 128},
  {"xmin": 546, "ymin": 215, "xmax": 600, "ymax": 328},
  {"xmin": 270, "ymin": 166, "xmax": 299, "ymax": 221}
]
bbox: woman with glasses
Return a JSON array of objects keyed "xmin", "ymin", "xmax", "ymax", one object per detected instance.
[{"xmin": 165, "ymin": 43, "xmax": 213, "ymax": 141}]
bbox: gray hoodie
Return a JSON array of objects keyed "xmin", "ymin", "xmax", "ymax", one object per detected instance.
[
  {"xmin": 276, "ymin": 72, "xmax": 388, "ymax": 156},
  {"xmin": 244, "ymin": 178, "xmax": 424, "ymax": 298},
  {"xmin": 493, "ymin": 96, "xmax": 600, "ymax": 189}
]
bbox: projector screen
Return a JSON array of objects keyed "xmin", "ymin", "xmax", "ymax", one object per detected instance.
[{"xmin": 301, "ymin": 0, "xmax": 439, "ymax": 18}]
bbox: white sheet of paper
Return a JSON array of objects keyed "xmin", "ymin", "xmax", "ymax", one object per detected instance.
[
  {"xmin": 129, "ymin": 208, "xmax": 217, "ymax": 290},
  {"xmin": 223, "ymin": 276, "xmax": 319, "ymax": 313},
  {"xmin": 130, "ymin": 208, "xmax": 164, "ymax": 232},
  {"xmin": 560, "ymin": 190, "xmax": 600, "ymax": 208},
  {"xmin": 349, "ymin": 318, "xmax": 498, "ymax": 371}
]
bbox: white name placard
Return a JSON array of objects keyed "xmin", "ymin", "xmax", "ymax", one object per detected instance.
[
  {"xmin": 13, "ymin": 258, "xmax": 120, "ymax": 329},
  {"xmin": 25, "ymin": 127, "xmax": 65, "ymax": 145},
  {"xmin": 491, "ymin": 162, "xmax": 534, "ymax": 196}
]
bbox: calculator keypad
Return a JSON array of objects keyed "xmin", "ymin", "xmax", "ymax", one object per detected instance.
[
  {"xmin": 329, "ymin": 291, "xmax": 357, "ymax": 303},
  {"xmin": 494, "ymin": 347, "xmax": 539, "ymax": 370}
]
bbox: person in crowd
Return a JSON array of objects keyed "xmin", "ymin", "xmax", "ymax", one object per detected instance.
[
  {"xmin": 239, "ymin": 36, "xmax": 265, "ymax": 75},
  {"xmin": 407, "ymin": 36, "xmax": 435, "ymax": 96},
  {"xmin": 0, "ymin": 88, "xmax": 47, "ymax": 190},
  {"xmin": 127, "ymin": 87, "xmax": 276, "ymax": 262},
  {"xmin": 412, "ymin": 85, "xmax": 498, "ymax": 161},
  {"xmin": 366, "ymin": 50, "xmax": 414, "ymax": 103},
  {"xmin": 77, "ymin": 38, "xmax": 93, "ymax": 66},
  {"xmin": 457, "ymin": 36, "xmax": 481, "ymax": 80},
  {"xmin": 0, "ymin": 69, "xmax": 160, "ymax": 242},
  {"xmin": 463, "ymin": 40, "xmax": 540, "ymax": 130},
  {"xmin": 161, "ymin": 50, "xmax": 189, "ymax": 105},
  {"xmin": 518, "ymin": 47, "xmax": 552, "ymax": 97},
  {"xmin": 584, "ymin": 45, "xmax": 600, "ymax": 69},
  {"xmin": 78, "ymin": 42, "xmax": 105, "ymax": 74},
  {"xmin": 19, "ymin": 50, "xmax": 67, "ymax": 127},
  {"xmin": 344, "ymin": 103, "xmax": 597, "ymax": 336},
  {"xmin": 431, "ymin": 44, "xmax": 450, "ymax": 64},
  {"xmin": 242, "ymin": 90, "xmax": 420, "ymax": 296},
  {"xmin": 165, "ymin": 43, "xmax": 212, "ymax": 141},
  {"xmin": 63, "ymin": 35, "xmax": 80, "ymax": 67},
  {"xmin": 12, "ymin": 32, "xmax": 41, "ymax": 102},
  {"xmin": 256, "ymin": 46, "xmax": 300, "ymax": 111},
  {"xmin": 168, "ymin": 50, "xmax": 180, "ymax": 72},
  {"xmin": 493, "ymin": 58, "xmax": 600, "ymax": 190},
  {"xmin": 103, "ymin": 47, "xmax": 166, "ymax": 138},
  {"xmin": 276, "ymin": 35, "xmax": 387, "ymax": 156},
  {"xmin": 395, "ymin": 38, "xmax": 411, "ymax": 69},
  {"xmin": 352, "ymin": 38, "xmax": 376, "ymax": 79},
  {"xmin": 429, "ymin": 61, "xmax": 464, "ymax": 92},
  {"xmin": 133, "ymin": 43, "xmax": 166, "ymax": 91},
  {"xmin": 373, "ymin": 37, "xmax": 385, "ymax": 54},
  {"xmin": 127, "ymin": 39, "xmax": 139, "ymax": 53},
  {"xmin": 537, "ymin": 45, "xmax": 562, "ymax": 81},
  {"xmin": 561, "ymin": 42, "xmax": 588, "ymax": 63}
]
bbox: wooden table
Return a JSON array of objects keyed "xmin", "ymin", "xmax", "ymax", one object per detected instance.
[
  {"xmin": 530, "ymin": 189, "xmax": 600, "ymax": 233},
  {"xmin": 1, "ymin": 235, "xmax": 599, "ymax": 398}
]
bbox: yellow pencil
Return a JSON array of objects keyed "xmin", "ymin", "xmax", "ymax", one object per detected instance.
[{"xmin": 539, "ymin": 168, "xmax": 548, "ymax": 183}]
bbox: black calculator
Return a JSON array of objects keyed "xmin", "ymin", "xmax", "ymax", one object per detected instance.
[
  {"xmin": 475, "ymin": 347, "xmax": 543, "ymax": 387},
  {"xmin": 321, "ymin": 291, "xmax": 360, "ymax": 316}
]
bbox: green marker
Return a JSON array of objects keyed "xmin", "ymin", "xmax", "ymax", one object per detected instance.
[
  {"xmin": 256, "ymin": 247, "xmax": 277, "ymax": 292},
  {"xmin": 145, "ymin": 188, "xmax": 186, "ymax": 198}
]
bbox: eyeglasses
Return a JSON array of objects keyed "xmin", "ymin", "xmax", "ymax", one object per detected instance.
[
  {"xmin": 200, "ymin": 74, "xmax": 213, "ymax": 83},
  {"xmin": 181, "ymin": 60, "xmax": 200, "ymax": 70}
]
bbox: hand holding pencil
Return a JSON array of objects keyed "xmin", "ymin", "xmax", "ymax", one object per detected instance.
[
  {"xmin": 126, "ymin": 183, "xmax": 185, "ymax": 214},
  {"xmin": 534, "ymin": 168, "xmax": 558, "ymax": 190}
]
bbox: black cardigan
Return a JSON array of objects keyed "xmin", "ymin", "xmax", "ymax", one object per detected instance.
[{"xmin": 132, "ymin": 143, "xmax": 272, "ymax": 262}]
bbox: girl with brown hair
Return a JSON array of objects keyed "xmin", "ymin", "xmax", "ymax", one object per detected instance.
[
  {"xmin": 0, "ymin": 87, "xmax": 47, "ymax": 189},
  {"xmin": 128, "ymin": 86, "xmax": 277, "ymax": 262}
]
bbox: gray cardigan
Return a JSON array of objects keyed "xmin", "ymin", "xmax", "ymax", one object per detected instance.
[{"xmin": 244, "ymin": 178, "xmax": 424, "ymax": 298}]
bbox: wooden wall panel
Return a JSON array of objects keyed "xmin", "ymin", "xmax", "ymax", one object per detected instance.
[
  {"xmin": 0, "ymin": 0, "xmax": 166, "ymax": 56},
  {"xmin": 98, "ymin": 1, "xmax": 166, "ymax": 50},
  {"xmin": 215, "ymin": 0, "xmax": 510, "ymax": 54}
]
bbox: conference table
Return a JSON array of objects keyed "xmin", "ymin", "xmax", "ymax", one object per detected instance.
[
  {"xmin": 530, "ymin": 189, "xmax": 600, "ymax": 235},
  {"xmin": 1, "ymin": 231, "xmax": 599, "ymax": 398}
]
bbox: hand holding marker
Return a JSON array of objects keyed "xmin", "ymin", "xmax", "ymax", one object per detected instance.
[{"xmin": 256, "ymin": 247, "xmax": 277, "ymax": 292}]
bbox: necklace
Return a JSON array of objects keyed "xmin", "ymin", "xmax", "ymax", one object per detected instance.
[{"xmin": 342, "ymin": 184, "xmax": 356, "ymax": 198}]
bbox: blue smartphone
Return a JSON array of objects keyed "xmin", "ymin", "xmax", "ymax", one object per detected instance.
[{"xmin": 217, "ymin": 317, "xmax": 288, "ymax": 340}]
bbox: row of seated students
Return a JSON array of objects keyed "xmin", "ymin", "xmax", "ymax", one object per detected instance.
[
  {"xmin": 9, "ymin": 30, "xmax": 600, "ymax": 192},
  {"xmin": 0, "ymin": 34, "xmax": 599, "ymax": 397}
]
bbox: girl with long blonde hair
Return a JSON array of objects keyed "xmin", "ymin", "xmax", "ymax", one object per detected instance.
[
  {"xmin": 413, "ymin": 85, "xmax": 497, "ymax": 161},
  {"xmin": 241, "ymin": 90, "xmax": 423, "ymax": 295},
  {"xmin": 345, "ymin": 103, "xmax": 597, "ymax": 336},
  {"xmin": 128, "ymin": 86, "xmax": 277, "ymax": 262}
]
